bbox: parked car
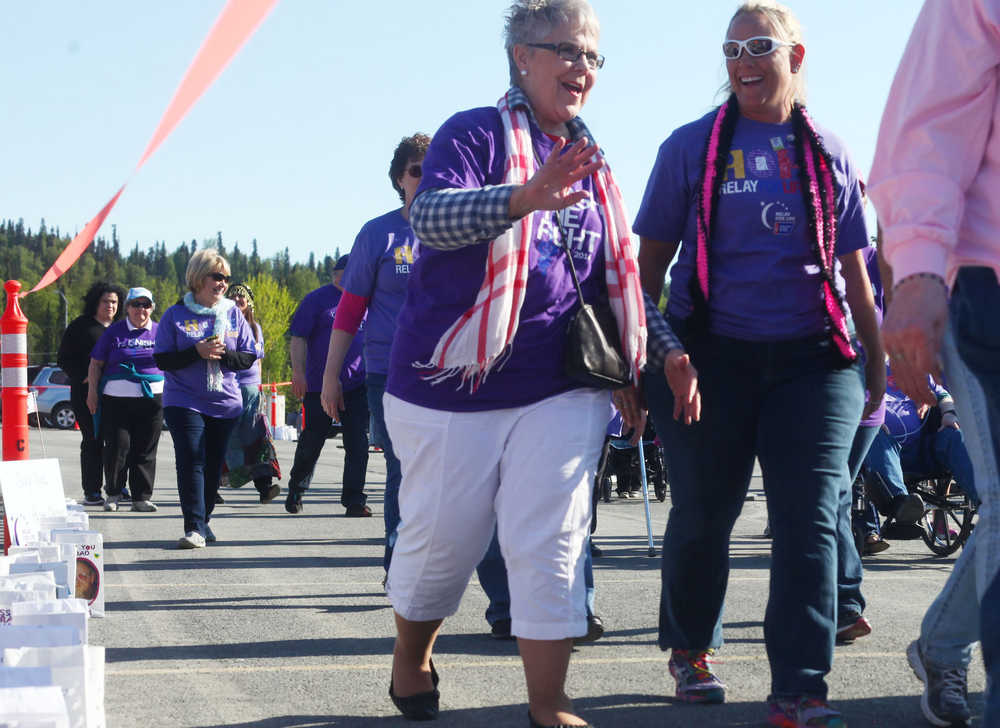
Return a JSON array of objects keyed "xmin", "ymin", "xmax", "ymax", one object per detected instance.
[{"xmin": 28, "ymin": 365, "xmax": 76, "ymax": 429}]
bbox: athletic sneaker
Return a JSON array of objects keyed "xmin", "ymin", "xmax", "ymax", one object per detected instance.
[
  {"xmin": 836, "ymin": 616, "xmax": 872, "ymax": 645},
  {"xmin": 82, "ymin": 494, "xmax": 104, "ymax": 507},
  {"xmin": 103, "ymin": 495, "xmax": 120, "ymax": 512},
  {"xmin": 177, "ymin": 531, "xmax": 206, "ymax": 549},
  {"xmin": 767, "ymin": 696, "xmax": 846, "ymax": 727},
  {"xmin": 906, "ymin": 639, "xmax": 971, "ymax": 727},
  {"xmin": 120, "ymin": 486, "xmax": 132, "ymax": 502},
  {"xmin": 668, "ymin": 649, "xmax": 725, "ymax": 704},
  {"xmin": 130, "ymin": 500, "xmax": 158, "ymax": 512}
]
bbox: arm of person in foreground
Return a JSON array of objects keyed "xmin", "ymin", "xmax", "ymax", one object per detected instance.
[
  {"xmin": 320, "ymin": 291, "xmax": 367, "ymax": 421},
  {"xmin": 412, "ymin": 137, "xmax": 602, "ymax": 250},
  {"xmin": 841, "ymin": 250, "xmax": 887, "ymax": 419},
  {"xmin": 85, "ymin": 359, "xmax": 105, "ymax": 414},
  {"xmin": 868, "ymin": 0, "xmax": 1000, "ymax": 403}
]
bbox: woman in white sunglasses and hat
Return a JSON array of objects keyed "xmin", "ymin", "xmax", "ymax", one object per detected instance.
[{"xmin": 633, "ymin": 2, "xmax": 884, "ymax": 725}]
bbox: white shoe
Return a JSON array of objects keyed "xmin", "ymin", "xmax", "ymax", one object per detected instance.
[
  {"xmin": 131, "ymin": 500, "xmax": 158, "ymax": 512},
  {"xmin": 177, "ymin": 531, "xmax": 206, "ymax": 549},
  {"xmin": 103, "ymin": 495, "xmax": 120, "ymax": 512}
]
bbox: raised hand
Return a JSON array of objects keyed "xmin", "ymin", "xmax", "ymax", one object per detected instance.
[{"xmin": 508, "ymin": 138, "xmax": 604, "ymax": 219}]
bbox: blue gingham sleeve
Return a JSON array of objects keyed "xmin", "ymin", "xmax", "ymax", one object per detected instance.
[
  {"xmin": 410, "ymin": 185, "xmax": 519, "ymax": 250},
  {"xmin": 643, "ymin": 291, "xmax": 683, "ymax": 370}
]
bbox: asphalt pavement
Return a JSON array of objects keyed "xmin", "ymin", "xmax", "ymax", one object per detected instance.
[{"xmin": 17, "ymin": 426, "xmax": 987, "ymax": 727}]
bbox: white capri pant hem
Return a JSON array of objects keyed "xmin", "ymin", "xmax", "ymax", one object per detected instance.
[{"xmin": 383, "ymin": 388, "xmax": 606, "ymax": 641}]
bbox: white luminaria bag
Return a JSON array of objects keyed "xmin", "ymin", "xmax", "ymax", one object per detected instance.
[
  {"xmin": 0, "ymin": 684, "xmax": 71, "ymax": 728},
  {"xmin": 0, "ymin": 625, "xmax": 82, "ymax": 649},
  {"xmin": 9, "ymin": 561, "xmax": 76, "ymax": 598},
  {"xmin": 3, "ymin": 646, "xmax": 104, "ymax": 728},
  {"xmin": 11, "ymin": 599, "xmax": 88, "ymax": 645},
  {"xmin": 0, "ymin": 664, "xmax": 54, "ymax": 687}
]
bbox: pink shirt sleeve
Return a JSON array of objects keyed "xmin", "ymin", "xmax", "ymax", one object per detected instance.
[
  {"xmin": 332, "ymin": 290, "xmax": 369, "ymax": 335},
  {"xmin": 868, "ymin": 0, "xmax": 1000, "ymax": 283}
]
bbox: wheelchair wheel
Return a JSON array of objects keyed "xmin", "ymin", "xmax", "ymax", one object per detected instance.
[
  {"xmin": 646, "ymin": 444, "xmax": 667, "ymax": 502},
  {"xmin": 912, "ymin": 476, "xmax": 976, "ymax": 557}
]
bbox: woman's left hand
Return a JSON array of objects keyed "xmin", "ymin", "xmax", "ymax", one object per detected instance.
[
  {"xmin": 862, "ymin": 354, "xmax": 887, "ymax": 420},
  {"xmin": 612, "ymin": 386, "xmax": 646, "ymax": 446}
]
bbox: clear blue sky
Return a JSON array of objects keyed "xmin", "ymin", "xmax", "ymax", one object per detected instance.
[{"xmin": 2, "ymin": 1, "xmax": 921, "ymax": 267}]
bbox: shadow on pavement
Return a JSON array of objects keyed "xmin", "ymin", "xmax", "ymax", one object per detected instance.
[
  {"xmin": 105, "ymin": 593, "xmax": 389, "ymax": 613},
  {"xmin": 196, "ymin": 692, "xmax": 987, "ymax": 727},
  {"xmin": 106, "ymin": 632, "xmax": 524, "ymax": 663},
  {"xmin": 106, "ymin": 554, "xmax": 383, "ymax": 571}
]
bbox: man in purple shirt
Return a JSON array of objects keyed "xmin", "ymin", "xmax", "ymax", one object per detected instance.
[{"xmin": 286, "ymin": 255, "xmax": 369, "ymax": 516}]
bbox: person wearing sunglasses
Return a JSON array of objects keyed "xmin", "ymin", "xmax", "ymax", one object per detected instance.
[
  {"xmin": 362, "ymin": 1, "xmax": 663, "ymax": 726},
  {"xmin": 319, "ymin": 133, "xmax": 427, "ymax": 562},
  {"xmin": 85, "ymin": 286, "xmax": 164, "ymax": 514},
  {"xmin": 153, "ymin": 248, "xmax": 258, "ymax": 549},
  {"xmin": 634, "ymin": 2, "xmax": 884, "ymax": 726}
]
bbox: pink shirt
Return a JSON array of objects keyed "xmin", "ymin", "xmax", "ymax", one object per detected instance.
[{"xmin": 869, "ymin": 0, "xmax": 1000, "ymax": 287}]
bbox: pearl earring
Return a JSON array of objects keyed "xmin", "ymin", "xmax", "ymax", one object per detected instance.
[{"xmin": 520, "ymin": 69, "xmax": 527, "ymax": 76}]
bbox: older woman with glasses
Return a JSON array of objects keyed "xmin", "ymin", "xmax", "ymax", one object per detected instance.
[
  {"xmin": 153, "ymin": 248, "xmax": 257, "ymax": 549},
  {"xmin": 634, "ymin": 2, "xmax": 884, "ymax": 726},
  {"xmin": 369, "ymin": 2, "xmax": 674, "ymax": 725}
]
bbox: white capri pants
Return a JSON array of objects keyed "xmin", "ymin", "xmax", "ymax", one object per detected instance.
[{"xmin": 384, "ymin": 388, "xmax": 607, "ymax": 640}]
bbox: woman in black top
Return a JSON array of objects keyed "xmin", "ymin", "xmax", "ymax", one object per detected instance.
[{"xmin": 57, "ymin": 281, "xmax": 125, "ymax": 505}]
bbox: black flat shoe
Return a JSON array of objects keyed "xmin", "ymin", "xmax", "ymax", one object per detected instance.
[
  {"xmin": 527, "ymin": 711, "xmax": 593, "ymax": 728},
  {"xmin": 389, "ymin": 660, "xmax": 440, "ymax": 721}
]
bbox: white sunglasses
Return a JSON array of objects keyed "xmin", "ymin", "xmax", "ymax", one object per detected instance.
[{"xmin": 723, "ymin": 36, "xmax": 794, "ymax": 60}]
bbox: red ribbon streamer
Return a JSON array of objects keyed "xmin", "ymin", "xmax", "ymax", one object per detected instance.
[{"xmin": 26, "ymin": 0, "xmax": 278, "ymax": 296}]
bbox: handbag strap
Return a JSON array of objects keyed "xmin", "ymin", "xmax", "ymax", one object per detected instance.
[{"xmin": 554, "ymin": 213, "xmax": 588, "ymax": 306}]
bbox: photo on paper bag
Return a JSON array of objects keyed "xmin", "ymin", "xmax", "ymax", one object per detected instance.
[{"xmin": 75, "ymin": 557, "xmax": 100, "ymax": 604}]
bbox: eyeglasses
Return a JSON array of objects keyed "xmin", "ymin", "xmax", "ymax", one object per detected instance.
[
  {"xmin": 128, "ymin": 300, "xmax": 152, "ymax": 309},
  {"xmin": 407, "ymin": 164, "xmax": 422, "ymax": 179},
  {"xmin": 723, "ymin": 36, "xmax": 794, "ymax": 60},
  {"xmin": 526, "ymin": 42, "xmax": 605, "ymax": 70},
  {"xmin": 208, "ymin": 272, "xmax": 231, "ymax": 283}
]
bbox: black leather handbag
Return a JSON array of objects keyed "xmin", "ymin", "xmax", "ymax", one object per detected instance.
[{"xmin": 557, "ymin": 222, "xmax": 630, "ymax": 389}]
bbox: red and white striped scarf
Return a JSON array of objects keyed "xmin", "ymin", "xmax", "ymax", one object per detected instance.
[{"xmin": 420, "ymin": 91, "xmax": 646, "ymax": 390}]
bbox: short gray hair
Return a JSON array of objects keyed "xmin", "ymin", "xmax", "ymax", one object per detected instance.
[
  {"xmin": 727, "ymin": 0, "xmax": 807, "ymax": 102},
  {"xmin": 185, "ymin": 247, "xmax": 231, "ymax": 293},
  {"xmin": 503, "ymin": 0, "xmax": 600, "ymax": 86}
]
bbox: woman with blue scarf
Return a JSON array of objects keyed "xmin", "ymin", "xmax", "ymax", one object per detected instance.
[
  {"xmin": 153, "ymin": 249, "xmax": 257, "ymax": 549},
  {"xmin": 87, "ymin": 286, "xmax": 166, "ymax": 513}
]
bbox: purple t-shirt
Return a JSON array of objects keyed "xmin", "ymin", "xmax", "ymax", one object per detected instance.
[
  {"xmin": 633, "ymin": 110, "xmax": 869, "ymax": 341},
  {"xmin": 289, "ymin": 284, "xmax": 366, "ymax": 392},
  {"xmin": 91, "ymin": 319, "xmax": 162, "ymax": 377},
  {"xmin": 235, "ymin": 323, "xmax": 264, "ymax": 388},
  {"xmin": 387, "ymin": 105, "xmax": 607, "ymax": 412},
  {"xmin": 340, "ymin": 210, "xmax": 414, "ymax": 375},
  {"xmin": 884, "ymin": 364, "xmax": 949, "ymax": 448},
  {"xmin": 154, "ymin": 303, "xmax": 256, "ymax": 418}
]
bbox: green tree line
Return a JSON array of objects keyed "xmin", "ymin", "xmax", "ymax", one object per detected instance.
[{"xmin": 1, "ymin": 218, "xmax": 341, "ymax": 406}]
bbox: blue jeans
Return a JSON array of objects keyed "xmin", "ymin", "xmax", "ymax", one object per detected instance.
[
  {"xmin": 921, "ymin": 267, "xmax": 1000, "ymax": 724},
  {"xmin": 647, "ymin": 326, "xmax": 863, "ymax": 700},
  {"xmin": 838, "ymin": 424, "xmax": 878, "ymax": 625},
  {"xmin": 288, "ymin": 390, "xmax": 369, "ymax": 506},
  {"xmin": 367, "ymin": 373, "xmax": 402, "ymax": 571},
  {"xmin": 478, "ymin": 528, "xmax": 595, "ymax": 626},
  {"xmin": 163, "ymin": 406, "xmax": 238, "ymax": 537}
]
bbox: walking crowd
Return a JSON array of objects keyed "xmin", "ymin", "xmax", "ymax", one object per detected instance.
[{"xmin": 56, "ymin": 1, "xmax": 1000, "ymax": 726}]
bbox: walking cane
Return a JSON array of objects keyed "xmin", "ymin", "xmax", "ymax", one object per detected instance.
[{"xmin": 637, "ymin": 438, "xmax": 657, "ymax": 558}]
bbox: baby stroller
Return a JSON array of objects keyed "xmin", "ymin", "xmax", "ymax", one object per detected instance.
[{"xmin": 595, "ymin": 420, "xmax": 667, "ymax": 557}]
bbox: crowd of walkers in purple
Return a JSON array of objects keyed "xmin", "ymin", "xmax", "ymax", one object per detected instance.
[{"xmin": 55, "ymin": 0, "xmax": 1000, "ymax": 725}]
